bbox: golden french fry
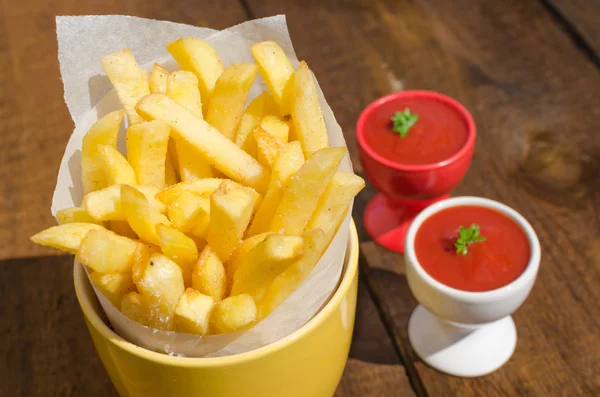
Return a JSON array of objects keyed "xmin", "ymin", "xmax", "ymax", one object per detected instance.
[
  {"xmin": 150, "ymin": 63, "xmax": 169, "ymax": 93},
  {"xmin": 165, "ymin": 140, "xmax": 180, "ymax": 185},
  {"xmin": 121, "ymin": 185, "xmax": 170, "ymax": 245},
  {"xmin": 246, "ymin": 142, "xmax": 304, "ymax": 236},
  {"xmin": 56, "ymin": 207, "xmax": 101, "ymax": 225},
  {"xmin": 206, "ymin": 62, "xmax": 258, "ymax": 140},
  {"xmin": 231, "ymin": 234, "xmax": 303, "ymax": 300},
  {"xmin": 132, "ymin": 243, "xmax": 161, "ymax": 285},
  {"xmin": 165, "ymin": 71, "xmax": 213, "ymax": 181},
  {"xmin": 121, "ymin": 291, "xmax": 150, "ymax": 326},
  {"xmin": 167, "ymin": 191, "xmax": 211, "ymax": 238},
  {"xmin": 176, "ymin": 143, "xmax": 213, "ymax": 181},
  {"xmin": 98, "ymin": 145, "xmax": 137, "ymax": 186},
  {"xmin": 83, "ymin": 184, "xmax": 166, "ymax": 221},
  {"xmin": 166, "ymin": 71, "xmax": 203, "ymax": 118},
  {"xmin": 251, "ymin": 41, "xmax": 295, "ymax": 109},
  {"xmin": 101, "ymin": 48, "xmax": 150, "ymax": 124},
  {"xmin": 210, "ymin": 294, "xmax": 256, "ymax": 334},
  {"xmin": 307, "ymin": 172, "xmax": 364, "ymax": 237},
  {"xmin": 208, "ymin": 180, "xmax": 257, "ymax": 261},
  {"xmin": 175, "ymin": 288, "xmax": 214, "ymax": 335},
  {"xmin": 235, "ymin": 92, "xmax": 278, "ymax": 157},
  {"xmin": 81, "ymin": 110, "xmax": 124, "ymax": 193},
  {"xmin": 89, "ymin": 272, "xmax": 135, "ymax": 307},
  {"xmin": 136, "ymin": 94, "xmax": 269, "ymax": 193},
  {"xmin": 226, "ymin": 233, "xmax": 270, "ymax": 286},
  {"xmin": 136, "ymin": 253, "xmax": 185, "ymax": 330},
  {"xmin": 260, "ymin": 115, "xmax": 290, "ymax": 143},
  {"xmin": 268, "ymin": 147, "xmax": 344, "ymax": 235},
  {"xmin": 192, "ymin": 245, "xmax": 227, "ymax": 301},
  {"xmin": 257, "ymin": 229, "xmax": 328, "ymax": 320},
  {"xmin": 77, "ymin": 228, "xmax": 141, "ymax": 273},
  {"xmin": 126, "ymin": 120, "xmax": 170, "ymax": 189},
  {"xmin": 157, "ymin": 178, "xmax": 224, "ymax": 205},
  {"xmin": 157, "ymin": 224, "xmax": 198, "ymax": 286},
  {"xmin": 289, "ymin": 61, "xmax": 329, "ymax": 157},
  {"xmin": 30, "ymin": 223, "xmax": 104, "ymax": 254},
  {"xmin": 166, "ymin": 38, "xmax": 224, "ymax": 114},
  {"xmin": 254, "ymin": 127, "xmax": 285, "ymax": 167},
  {"xmin": 108, "ymin": 220, "xmax": 138, "ymax": 239}
]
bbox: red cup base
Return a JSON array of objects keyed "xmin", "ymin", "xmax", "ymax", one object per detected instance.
[{"xmin": 363, "ymin": 193, "xmax": 450, "ymax": 253}]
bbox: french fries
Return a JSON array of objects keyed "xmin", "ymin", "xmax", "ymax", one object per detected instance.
[
  {"xmin": 149, "ymin": 63, "xmax": 169, "ymax": 93},
  {"xmin": 101, "ymin": 48, "xmax": 150, "ymax": 124},
  {"xmin": 251, "ymin": 41, "xmax": 295, "ymax": 109},
  {"xmin": 83, "ymin": 184, "xmax": 166, "ymax": 221},
  {"xmin": 135, "ymin": 253, "xmax": 185, "ymax": 330},
  {"xmin": 167, "ymin": 38, "xmax": 224, "ymax": 114},
  {"xmin": 257, "ymin": 229, "xmax": 328, "ymax": 320},
  {"xmin": 121, "ymin": 185, "xmax": 170, "ymax": 246},
  {"xmin": 157, "ymin": 178, "xmax": 224, "ymax": 205},
  {"xmin": 289, "ymin": 61, "xmax": 329, "ymax": 157},
  {"xmin": 30, "ymin": 223, "xmax": 104, "ymax": 254},
  {"xmin": 206, "ymin": 62, "xmax": 258, "ymax": 140},
  {"xmin": 157, "ymin": 224, "xmax": 198, "ymax": 286},
  {"xmin": 98, "ymin": 145, "xmax": 137, "ymax": 186},
  {"xmin": 268, "ymin": 147, "xmax": 345, "ymax": 235},
  {"xmin": 175, "ymin": 289, "xmax": 214, "ymax": 335},
  {"xmin": 208, "ymin": 180, "xmax": 257, "ymax": 261},
  {"xmin": 167, "ymin": 191, "xmax": 211, "ymax": 237},
  {"xmin": 230, "ymin": 234, "xmax": 303, "ymax": 300},
  {"xmin": 89, "ymin": 272, "xmax": 135, "ymax": 307},
  {"xmin": 307, "ymin": 172, "xmax": 365, "ymax": 237},
  {"xmin": 126, "ymin": 120, "xmax": 170, "ymax": 189},
  {"xmin": 56, "ymin": 207, "xmax": 101, "ymax": 225},
  {"xmin": 246, "ymin": 142, "xmax": 304, "ymax": 236},
  {"xmin": 31, "ymin": 39, "xmax": 365, "ymax": 337},
  {"xmin": 235, "ymin": 92, "xmax": 278, "ymax": 157},
  {"xmin": 260, "ymin": 115, "xmax": 290, "ymax": 143},
  {"xmin": 166, "ymin": 71, "xmax": 203, "ymax": 118},
  {"xmin": 254, "ymin": 127, "xmax": 285, "ymax": 168},
  {"xmin": 192, "ymin": 245, "xmax": 227, "ymax": 301},
  {"xmin": 81, "ymin": 110, "xmax": 124, "ymax": 194},
  {"xmin": 77, "ymin": 228, "xmax": 141, "ymax": 273},
  {"xmin": 136, "ymin": 94, "xmax": 269, "ymax": 193},
  {"xmin": 210, "ymin": 294, "xmax": 257, "ymax": 334}
]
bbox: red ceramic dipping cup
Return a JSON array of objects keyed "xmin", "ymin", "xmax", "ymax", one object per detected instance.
[{"xmin": 356, "ymin": 91, "xmax": 476, "ymax": 253}]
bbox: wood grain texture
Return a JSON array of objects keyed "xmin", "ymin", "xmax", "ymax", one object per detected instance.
[
  {"xmin": 0, "ymin": 0, "xmax": 247, "ymax": 260},
  {"xmin": 0, "ymin": 255, "xmax": 415, "ymax": 397},
  {"xmin": 547, "ymin": 0, "xmax": 600, "ymax": 57},
  {"xmin": 243, "ymin": 0, "xmax": 600, "ymax": 395}
]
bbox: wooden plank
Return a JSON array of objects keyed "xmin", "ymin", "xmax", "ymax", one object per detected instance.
[
  {"xmin": 546, "ymin": 0, "xmax": 600, "ymax": 58},
  {"xmin": 243, "ymin": 0, "xmax": 600, "ymax": 395},
  {"xmin": 0, "ymin": 0, "xmax": 248, "ymax": 260},
  {"xmin": 336, "ymin": 278, "xmax": 416, "ymax": 397},
  {"xmin": 0, "ymin": 255, "xmax": 415, "ymax": 397},
  {"xmin": 0, "ymin": 255, "xmax": 116, "ymax": 396}
]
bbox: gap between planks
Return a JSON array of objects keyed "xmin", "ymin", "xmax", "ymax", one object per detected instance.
[{"xmin": 538, "ymin": 0, "xmax": 600, "ymax": 69}]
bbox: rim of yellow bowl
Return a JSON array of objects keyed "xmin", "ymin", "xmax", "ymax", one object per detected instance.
[{"xmin": 74, "ymin": 219, "xmax": 359, "ymax": 367}]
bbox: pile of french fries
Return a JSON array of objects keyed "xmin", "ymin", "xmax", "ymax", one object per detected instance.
[{"xmin": 31, "ymin": 38, "xmax": 364, "ymax": 336}]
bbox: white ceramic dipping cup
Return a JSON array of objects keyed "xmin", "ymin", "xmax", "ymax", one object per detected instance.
[{"xmin": 404, "ymin": 196, "xmax": 541, "ymax": 377}]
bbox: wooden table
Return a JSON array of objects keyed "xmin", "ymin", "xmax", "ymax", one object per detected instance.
[{"xmin": 1, "ymin": 1, "xmax": 599, "ymax": 396}]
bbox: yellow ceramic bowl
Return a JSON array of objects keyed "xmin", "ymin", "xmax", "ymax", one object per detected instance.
[{"xmin": 74, "ymin": 220, "xmax": 359, "ymax": 397}]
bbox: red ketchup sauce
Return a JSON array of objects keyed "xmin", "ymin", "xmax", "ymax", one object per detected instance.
[
  {"xmin": 414, "ymin": 205, "xmax": 530, "ymax": 292},
  {"xmin": 362, "ymin": 97, "xmax": 469, "ymax": 165}
]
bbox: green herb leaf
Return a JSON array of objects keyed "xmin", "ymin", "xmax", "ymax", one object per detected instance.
[
  {"xmin": 454, "ymin": 224, "xmax": 486, "ymax": 256},
  {"xmin": 391, "ymin": 108, "xmax": 419, "ymax": 138}
]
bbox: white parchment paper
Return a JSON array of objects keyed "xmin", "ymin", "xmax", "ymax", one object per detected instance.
[{"xmin": 53, "ymin": 15, "xmax": 353, "ymax": 357}]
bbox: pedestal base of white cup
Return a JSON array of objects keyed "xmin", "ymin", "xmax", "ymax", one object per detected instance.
[{"xmin": 408, "ymin": 305, "xmax": 516, "ymax": 377}]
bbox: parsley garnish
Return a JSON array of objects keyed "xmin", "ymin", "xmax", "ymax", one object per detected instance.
[
  {"xmin": 391, "ymin": 108, "xmax": 419, "ymax": 138},
  {"xmin": 455, "ymin": 224, "xmax": 486, "ymax": 256}
]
